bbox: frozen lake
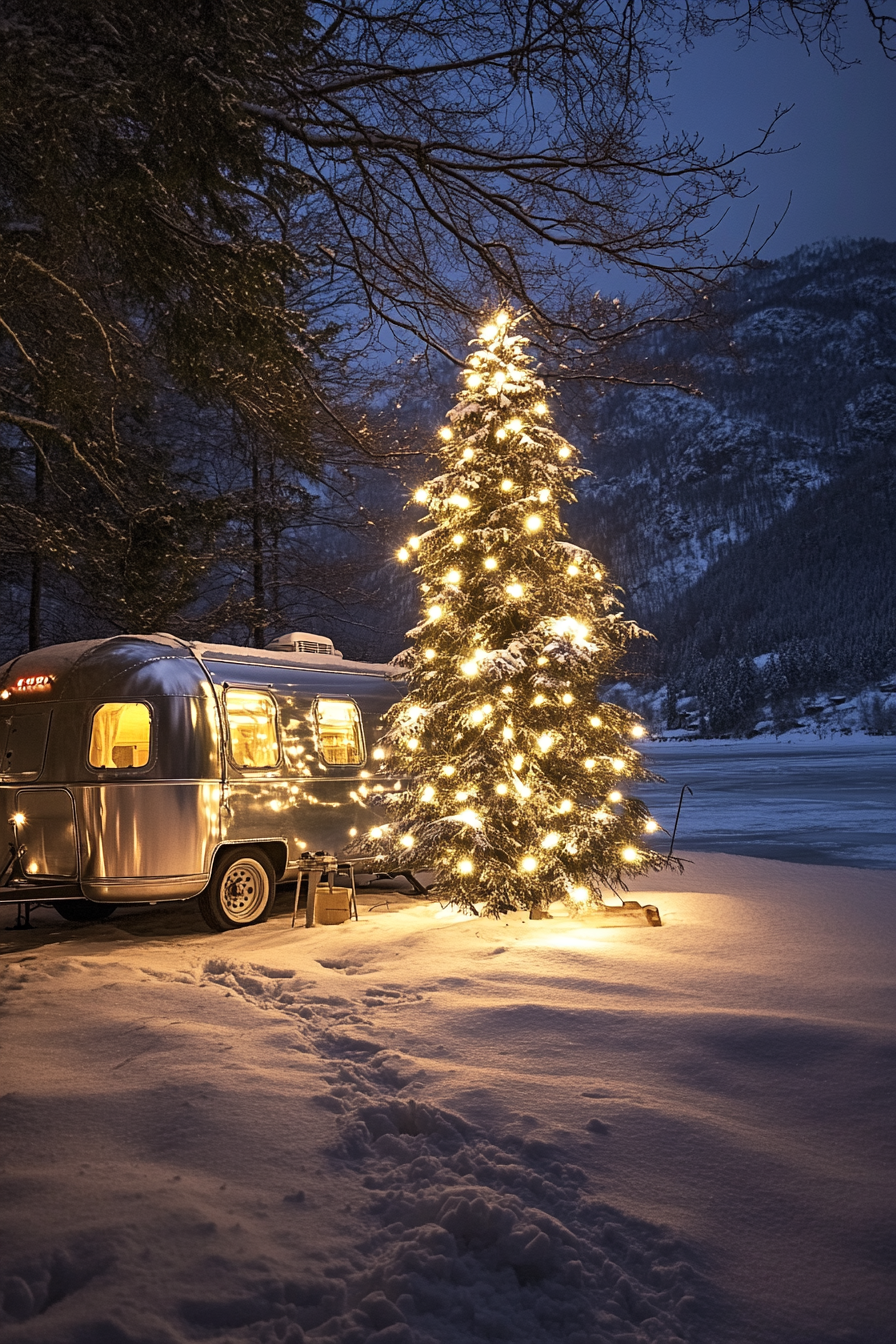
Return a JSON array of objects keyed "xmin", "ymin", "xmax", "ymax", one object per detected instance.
[{"xmin": 641, "ymin": 736, "xmax": 896, "ymax": 869}]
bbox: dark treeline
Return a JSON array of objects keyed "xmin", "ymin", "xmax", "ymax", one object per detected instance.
[{"xmin": 651, "ymin": 443, "xmax": 896, "ymax": 733}]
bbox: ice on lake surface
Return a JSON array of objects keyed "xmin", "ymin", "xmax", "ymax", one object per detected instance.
[{"xmin": 642, "ymin": 736, "xmax": 895, "ymax": 869}]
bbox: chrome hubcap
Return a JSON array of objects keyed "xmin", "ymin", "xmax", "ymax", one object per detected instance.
[{"xmin": 220, "ymin": 859, "xmax": 269, "ymax": 923}]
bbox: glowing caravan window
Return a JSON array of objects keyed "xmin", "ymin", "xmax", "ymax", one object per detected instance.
[
  {"xmin": 314, "ymin": 698, "xmax": 364, "ymax": 765},
  {"xmin": 89, "ymin": 703, "xmax": 151, "ymax": 769},
  {"xmin": 225, "ymin": 689, "xmax": 280, "ymax": 768}
]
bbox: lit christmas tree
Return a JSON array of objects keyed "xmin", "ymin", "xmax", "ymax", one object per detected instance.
[{"xmin": 369, "ymin": 310, "xmax": 670, "ymax": 916}]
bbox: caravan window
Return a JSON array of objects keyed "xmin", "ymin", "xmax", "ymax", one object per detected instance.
[
  {"xmin": 1, "ymin": 711, "xmax": 52, "ymax": 777},
  {"xmin": 225, "ymin": 689, "xmax": 280, "ymax": 768},
  {"xmin": 314, "ymin": 698, "xmax": 365, "ymax": 765},
  {"xmin": 89, "ymin": 703, "xmax": 152, "ymax": 769}
]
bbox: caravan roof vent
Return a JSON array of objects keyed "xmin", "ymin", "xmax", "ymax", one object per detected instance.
[{"xmin": 265, "ymin": 631, "xmax": 342, "ymax": 658}]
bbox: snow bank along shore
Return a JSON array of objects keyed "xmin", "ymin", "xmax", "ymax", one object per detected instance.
[{"xmin": 1, "ymin": 852, "xmax": 893, "ymax": 1344}]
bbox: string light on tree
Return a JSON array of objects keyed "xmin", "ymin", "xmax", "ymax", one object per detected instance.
[{"xmin": 363, "ymin": 308, "xmax": 672, "ymax": 916}]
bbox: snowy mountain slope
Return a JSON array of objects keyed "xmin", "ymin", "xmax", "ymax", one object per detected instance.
[
  {"xmin": 564, "ymin": 238, "xmax": 896, "ymax": 718},
  {"xmin": 573, "ymin": 239, "xmax": 896, "ymax": 617}
]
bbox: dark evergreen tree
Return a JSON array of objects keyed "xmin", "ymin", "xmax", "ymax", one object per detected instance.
[{"xmin": 698, "ymin": 654, "xmax": 761, "ymax": 736}]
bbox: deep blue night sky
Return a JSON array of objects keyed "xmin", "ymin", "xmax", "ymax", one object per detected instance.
[{"xmin": 667, "ymin": 15, "xmax": 895, "ymax": 258}]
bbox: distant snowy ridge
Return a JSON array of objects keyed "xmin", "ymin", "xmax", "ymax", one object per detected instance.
[{"xmin": 569, "ymin": 238, "xmax": 895, "ymax": 732}]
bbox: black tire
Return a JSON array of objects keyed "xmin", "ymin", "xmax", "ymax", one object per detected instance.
[
  {"xmin": 52, "ymin": 899, "xmax": 117, "ymax": 923},
  {"xmin": 198, "ymin": 847, "xmax": 276, "ymax": 932}
]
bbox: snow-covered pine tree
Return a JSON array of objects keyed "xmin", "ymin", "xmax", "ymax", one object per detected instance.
[{"xmin": 368, "ymin": 311, "xmax": 670, "ymax": 916}]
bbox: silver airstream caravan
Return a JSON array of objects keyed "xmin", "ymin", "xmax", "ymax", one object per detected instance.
[{"xmin": 0, "ymin": 632, "xmax": 404, "ymax": 931}]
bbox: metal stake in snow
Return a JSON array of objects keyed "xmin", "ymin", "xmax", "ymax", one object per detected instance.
[{"xmin": 667, "ymin": 785, "xmax": 693, "ymax": 862}]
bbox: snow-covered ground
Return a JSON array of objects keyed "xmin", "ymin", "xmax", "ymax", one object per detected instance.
[
  {"xmin": 2, "ymin": 851, "xmax": 893, "ymax": 1344},
  {"xmin": 642, "ymin": 737, "xmax": 896, "ymax": 869}
]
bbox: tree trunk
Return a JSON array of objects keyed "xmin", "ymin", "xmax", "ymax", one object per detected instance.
[
  {"xmin": 28, "ymin": 448, "xmax": 45, "ymax": 650},
  {"xmin": 269, "ymin": 454, "xmax": 281, "ymax": 636},
  {"xmin": 251, "ymin": 449, "xmax": 265, "ymax": 648}
]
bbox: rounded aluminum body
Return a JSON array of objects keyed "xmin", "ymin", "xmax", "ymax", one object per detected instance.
[{"xmin": 0, "ymin": 634, "xmax": 402, "ymax": 904}]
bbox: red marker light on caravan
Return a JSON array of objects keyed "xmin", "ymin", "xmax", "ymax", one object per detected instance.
[{"xmin": 2, "ymin": 674, "xmax": 54, "ymax": 697}]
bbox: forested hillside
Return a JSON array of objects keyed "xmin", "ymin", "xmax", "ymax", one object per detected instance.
[{"xmin": 567, "ymin": 238, "xmax": 896, "ymax": 734}]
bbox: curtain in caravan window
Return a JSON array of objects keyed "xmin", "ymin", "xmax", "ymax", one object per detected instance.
[
  {"xmin": 89, "ymin": 703, "xmax": 151, "ymax": 768},
  {"xmin": 314, "ymin": 698, "xmax": 364, "ymax": 765},
  {"xmin": 224, "ymin": 689, "xmax": 280, "ymax": 768}
]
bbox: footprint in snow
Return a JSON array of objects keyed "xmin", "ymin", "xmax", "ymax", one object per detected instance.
[
  {"xmin": 316, "ymin": 958, "xmax": 378, "ymax": 975},
  {"xmin": 363, "ymin": 985, "xmax": 425, "ymax": 1009},
  {"xmin": 319, "ymin": 1093, "xmax": 714, "ymax": 1344}
]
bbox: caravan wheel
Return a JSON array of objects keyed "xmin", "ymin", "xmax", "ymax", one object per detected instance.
[{"xmin": 199, "ymin": 848, "xmax": 276, "ymax": 932}]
